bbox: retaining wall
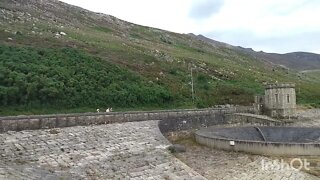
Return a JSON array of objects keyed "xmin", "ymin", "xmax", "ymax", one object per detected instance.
[
  {"xmin": 158, "ymin": 109, "xmax": 288, "ymax": 135},
  {"xmin": 195, "ymin": 133, "xmax": 320, "ymax": 156},
  {"xmin": 193, "ymin": 114, "xmax": 318, "ymax": 156},
  {"xmin": 0, "ymin": 106, "xmax": 253, "ymax": 133},
  {"xmin": 225, "ymin": 113, "xmax": 289, "ymax": 126},
  {"xmin": 158, "ymin": 109, "xmax": 227, "ymax": 134}
]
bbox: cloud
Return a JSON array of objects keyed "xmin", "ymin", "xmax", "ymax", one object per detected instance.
[
  {"xmin": 59, "ymin": 0, "xmax": 320, "ymax": 53},
  {"xmin": 190, "ymin": 0, "xmax": 320, "ymax": 53},
  {"xmin": 265, "ymin": 0, "xmax": 315, "ymax": 16},
  {"xmin": 189, "ymin": 0, "xmax": 224, "ymax": 19},
  {"xmin": 206, "ymin": 30, "xmax": 320, "ymax": 54}
]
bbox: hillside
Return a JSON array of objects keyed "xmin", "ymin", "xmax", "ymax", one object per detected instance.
[
  {"xmin": 279, "ymin": 52, "xmax": 320, "ymax": 70},
  {"xmin": 0, "ymin": 0, "xmax": 320, "ymax": 115},
  {"xmin": 237, "ymin": 49, "xmax": 320, "ymax": 71},
  {"xmin": 194, "ymin": 34, "xmax": 320, "ymax": 71},
  {"xmin": 301, "ymin": 70, "xmax": 320, "ymax": 82}
]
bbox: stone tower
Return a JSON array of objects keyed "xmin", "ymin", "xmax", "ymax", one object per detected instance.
[{"xmin": 264, "ymin": 83, "xmax": 296, "ymax": 118}]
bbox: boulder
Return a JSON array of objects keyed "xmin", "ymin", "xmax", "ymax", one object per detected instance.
[{"xmin": 167, "ymin": 144, "xmax": 186, "ymax": 153}]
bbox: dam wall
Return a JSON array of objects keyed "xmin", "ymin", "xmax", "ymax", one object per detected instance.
[{"xmin": 0, "ymin": 106, "xmax": 253, "ymax": 133}]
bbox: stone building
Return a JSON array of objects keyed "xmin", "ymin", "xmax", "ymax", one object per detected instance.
[{"xmin": 255, "ymin": 83, "xmax": 296, "ymax": 118}]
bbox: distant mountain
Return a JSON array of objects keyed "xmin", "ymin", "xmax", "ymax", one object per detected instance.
[
  {"xmin": 276, "ymin": 52, "xmax": 320, "ymax": 70},
  {"xmin": 194, "ymin": 34, "xmax": 320, "ymax": 71}
]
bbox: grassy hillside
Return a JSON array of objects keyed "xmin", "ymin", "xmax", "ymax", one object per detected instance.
[
  {"xmin": 0, "ymin": 0, "xmax": 319, "ymax": 115},
  {"xmin": 230, "ymin": 47, "xmax": 320, "ymax": 71},
  {"xmin": 301, "ymin": 70, "xmax": 320, "ymax": 81}
]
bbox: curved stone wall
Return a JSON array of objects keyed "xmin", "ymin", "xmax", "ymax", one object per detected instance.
[
  {"xmin": 195, "ymin": 126, "xmax": 320, "ymax": 156},
  {"xmin": 225, "ymin": 113, "xmax": 287, "ymax": 126}
]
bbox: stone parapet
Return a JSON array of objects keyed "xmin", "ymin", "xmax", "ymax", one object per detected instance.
[
  {"xmin": 265, "ymin": 83, "xmax": 295, "ymax": 89},
  {"xmin": 0, "ymin": 107, "xmax": 253, "ymax": 133}
]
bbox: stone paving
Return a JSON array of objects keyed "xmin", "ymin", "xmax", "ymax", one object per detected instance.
[{"xmin": 0, "ymin": 121, "xmax": 203, "ymax": 180}]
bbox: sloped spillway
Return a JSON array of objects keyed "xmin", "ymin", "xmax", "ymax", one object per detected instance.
[{"xmin": 195, "ymin": 126, "xmax": 320, "ymax": 156}]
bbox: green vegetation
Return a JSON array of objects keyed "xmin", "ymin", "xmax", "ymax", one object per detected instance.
[
  {"xmin": 0, "ymin": 0, "xmax": 320, "ymax": 115},
  {"xmin": 0, "ymin": 45, "xmax": 172, "ymax": 115},
  {"xmin": 302, "ymin": 70, "xmax": 320, "ymax": 82}
]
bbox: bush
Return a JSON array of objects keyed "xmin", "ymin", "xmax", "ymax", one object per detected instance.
[{"xmin": 0, "ymin": 45, "xmax": 173, "ymax": 110}]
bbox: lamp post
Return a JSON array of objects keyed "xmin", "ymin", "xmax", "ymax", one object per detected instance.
[
  {"xmin": 190, "ymin": 65, "xmax": 195, "ymax": 104},
  {"xmin": 188, "ymin": 63, "xmax": 197, "ymax": 105}
]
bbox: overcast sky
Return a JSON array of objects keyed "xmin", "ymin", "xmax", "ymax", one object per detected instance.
[{"xmin": 60, "ymin": 0, "xmax": 320, "ymax": 54}]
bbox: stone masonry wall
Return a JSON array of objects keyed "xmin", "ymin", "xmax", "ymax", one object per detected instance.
[
  {"xmin": 225, "ymin": 113, "xmax": 289, "ymax": 126},
  {"xmin": 0, "ymin": 107, "xmax": 254, "ymax": 133}
]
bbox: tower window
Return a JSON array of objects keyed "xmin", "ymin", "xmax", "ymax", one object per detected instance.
[
  {"xmin": 275, "ymin": 94, "xmax": 279, "ymax": 104},
  {"xmin": 287, "ymin": 94, "xmax": 290, "ymax": 103}
]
